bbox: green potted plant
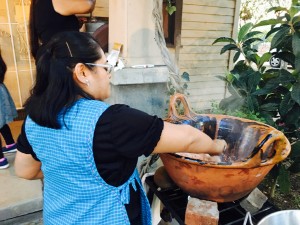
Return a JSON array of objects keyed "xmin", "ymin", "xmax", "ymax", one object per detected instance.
[{"xmin": 212, "ymin": 1, "xmax": 300, "ymax": 199}]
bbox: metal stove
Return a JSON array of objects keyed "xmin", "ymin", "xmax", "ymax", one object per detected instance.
[{"xmin": 146, "ymin": 176, "xmax": 279, "ymax": 225}]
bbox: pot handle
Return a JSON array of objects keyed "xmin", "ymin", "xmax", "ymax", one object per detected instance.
[
  {"xmin": 243, "ymin": 212, "xmax": 254, "ymax": 225},
  {"xmin": 165, "ymin": 93, "xmax": 197, "ymax": 122},
  {"xmin": 260, "ymin": 130, "xmax": 291, "ymax": 165},
  {"xmin": 244, "ymin": 130, "xmax": 291, "ymax": 166}
]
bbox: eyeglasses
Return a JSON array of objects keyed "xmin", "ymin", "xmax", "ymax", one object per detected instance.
[{"xmin": 85, "ymin": 63, "xmax": 114, "ymax": 73}]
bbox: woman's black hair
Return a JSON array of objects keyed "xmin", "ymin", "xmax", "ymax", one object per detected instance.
[
  {"xmin": 0, "ymin": 52, "xmax": 7, "ymax": 84},
  {"xmin": 29, "ymin": 0, "xmax": 39, "ymax": 59},
  {"xmin": 25, "ymin": 31, "xmax": 102, "ymax": 129}
]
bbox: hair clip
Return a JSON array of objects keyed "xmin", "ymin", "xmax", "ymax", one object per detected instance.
[{"xmin": 65, "ymin": 42, "xmax": 73, "ymax": 57}]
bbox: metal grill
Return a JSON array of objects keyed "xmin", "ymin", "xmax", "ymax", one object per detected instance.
[{"xmin": 146, "ymin": 176, "xmax": 279, "ymax": 225}]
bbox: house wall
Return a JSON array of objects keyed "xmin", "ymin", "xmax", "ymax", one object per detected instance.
[
  {"xmin": 1, "ymin": 0, "xmax": 241, "ymax": 111},
  {"xmin": 93, "ymin": 0, "xmax": 109, "ymax": 17},
  {"xmin": 78, "ymin": 0, "xmax": 109, "ymax": 18},
  {"xmin": 0, "ymin": 0, "xmax": 109, "ymax": 109},
  {"xmin": 0, "ymin": 0, "xmax": 33, "ymax": 109},
  {"xmin": 178, "ymin": 0, "xmax": 241, "ymax": 110}
]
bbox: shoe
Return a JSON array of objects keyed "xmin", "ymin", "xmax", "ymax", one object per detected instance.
[
  {"xmin": 2, "ymin": 143, "xmax": 17, "ymax": 153},
  {"xmin": 0, "ymin": 158, "xmax": 9, "ymax": 169}
]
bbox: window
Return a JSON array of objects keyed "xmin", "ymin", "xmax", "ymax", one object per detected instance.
[{"xmin": 162, "ymin": 0, "xmax": 182, "ymax": 47}]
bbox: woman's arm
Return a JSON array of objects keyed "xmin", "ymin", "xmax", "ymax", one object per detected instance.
[
  {"xmin": 52, "ymin": 0, "xmax": 96, "ymax": 16},
  {"xmin": 15, "ymin": 151, "xmax": 43, "ymax": 180},
  {"xmin": 152, "ymin": 122, "xmax": 226, "ymax": 155}
]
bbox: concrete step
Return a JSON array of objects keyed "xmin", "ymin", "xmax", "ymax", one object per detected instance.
[
  {"xmin": 0, "ymin": 210, "xmax": 43, "ymax": 225},
  {"xmin": 0, "ymin": 152, "xmax": 43, "ymax": 223}
]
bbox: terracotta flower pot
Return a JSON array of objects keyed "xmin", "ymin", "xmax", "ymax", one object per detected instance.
[{"xmin": 160, "ymin": 94, "xmax": 291, "ymax": 202}]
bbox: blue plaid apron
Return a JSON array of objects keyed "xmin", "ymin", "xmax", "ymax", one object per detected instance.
[{"xmin": 25, "ymin": 99, "xmax": 152, "ymax": 225}]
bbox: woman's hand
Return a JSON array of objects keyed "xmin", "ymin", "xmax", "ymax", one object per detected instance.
[{"xmin": 211, "ymin": 139, "xmax": 227, "ymax": 155}]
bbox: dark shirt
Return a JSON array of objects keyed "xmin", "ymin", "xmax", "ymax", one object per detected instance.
[
  {"xmin": 17, "ymin": 104, "xmax": 164, "ymax": 224},
  {"xmin": 34, "ymin": 0, "xmax": 80, "ymax": 44}
]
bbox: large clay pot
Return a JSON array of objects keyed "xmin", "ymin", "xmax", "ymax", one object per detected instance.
[{"xmin": 160, "ymin": 94, "xmax": 291, "ymax": 202}]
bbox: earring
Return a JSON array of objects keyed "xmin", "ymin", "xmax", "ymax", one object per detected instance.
[{"xmin": 85, "ymin": 80, "xmax": 90, "ymax": 86}]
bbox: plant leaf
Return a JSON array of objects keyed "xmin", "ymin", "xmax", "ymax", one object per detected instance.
[
  {"xmin": 292, "ymin": 34, "xmax": 300, "ymax": 57},
  {"xmin": 219, "ymin": 96, "xmax": 244, "ymax": 111},
  {"xmin": 267, "ymin": 6, "xmax": 288, "ymax": 13},
  {"xmin": 220, "ymin": 44, "xmax": 238, "ymax": 54},
  {"xmin": 181, "ymin": 72, "xmax": 190, "ymax": 81},
  {"xmin": 248, "ymin": 53, "xmax": 260, "ymax": 64},
  {"xmin": 283, "ymin": 104, "xmax": 300, "ymax": 127},
  {"xmin": 260, "ymin": 112, "xmax": 276, "ymax": 126},
  {"xmin": 260, "ymin": 103, "xmax": 279, "ymax": 111},
  {"xmin": 254, "ymin": 19, "xmax": 286, "ymax": 28},
  {"xmin": 279, "ymin": 93, "xmax": 295, "ymax": 116},
  {"xmin": 263, "ymin": 78, "xmax": 280, "ymax": 91},
  {"xmin": 238, "ymin": 23, "xmax": 253, "ymax": 42},
  {"xmin": 253, "ymin": 88, "xmax": 271, "ymax": 96},
  {"xmin": 275, "ymin": 51, "xmax": 295, "ymax": 67},
  {"xmin": 243, "ymin": 38, "xmax": 263, "ymax": 46},
  {"xmin": 246, "ymin": 95, "xmax": 259, "ymax": 112},
  {"xmin": 227, "ymin": 83, "xmax": 239, "ymax": 96},
  {"xmin": 294, "ymin": 22, "xmax": 300, "ymax": 31},
  {"xmin": 233, "ymin": 51, "xmax": 241, "ymax": 63},
  {"xmin": 278, "ymin": 69, "xmax": 296, "ymax": 85},
  {"xmin": 292, "ymin": 15, "xmax": 300, "ymax": 25},
  {"xmin": 215, "ymin": 75, "xmax": 227, "ymax": 82},
  {"xmin": 212, "ymin": 37, "xmax": 236, "ymax": 45},
  {"xmin": 247, "ymin": 71, "xmax": 261, "ymax": 92},
  {"xmin": 294, "ymin": 55, "xmax": 300, "ymax": 73},
  {"xmin": 290, "ymin": 6, "xmax": 300, "ymax": 18},
  {"xmin": 258, "ymin": 52, "xmax": 272, "ymax": 68},
  {"xmin": 291, "ymin": 81, "xmax": 300, "ymax": 105},
  {"xmin": 289, "ymin": 140, "xmax": 300, "ymax": 158},
  {"xmin": 242, "ymin": 31, "xmax": 263, "ymax": 42},
  {"xmin": 266, "ymin": 27, "xmax": 283, "ymax": 39},
  {"xmin": 285, "ymin": 13, "xmax": 291, "ymax": 22},
  {"xmin": 278, "ymin": 166, "xmax": 291, "ymax": 194},
  {"xmin": 289, "ymin": 157, "xmax": 300, "ymax": 173},
  {"xmin": 271, "ymin": 26, "xmax": 290, "ymax": 50},
  {"xmin": 166, "ymin": 5, "xmax": 176, "ymax": 15}
]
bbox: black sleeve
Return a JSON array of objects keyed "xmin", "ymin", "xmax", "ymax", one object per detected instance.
[
  {"xmin": 96, "ymin": 104, "xmax": 164, "ymax": 159},
  {"xmin": 16, "ymin": 120, "xmax": 40, "ymax": 161}
]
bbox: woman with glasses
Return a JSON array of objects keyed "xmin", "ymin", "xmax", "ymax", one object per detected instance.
[
  {"xmin": 29, "ymin": 0, "xmax": 96, "ymax": 61},
  {"xmin": 14, "ymin": 31, "xmax": 226, "ymax": 225}
]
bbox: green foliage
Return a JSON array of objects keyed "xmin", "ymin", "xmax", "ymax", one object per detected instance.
[
  {"xmin": 165, "ymin": 72, "xmax": 190, "ymax": 112},
  {"xmin": 213, "ymin": 22, "xmax": 266, "ymax": 66},
  {"xmin": 198, "ymin": 101, "xmax": 267, "ymax": 123},
  {"xmin": 289, "ymin": 140, "xmax": 300, "ymax": 173},
  {"xmin": 165, "ymin": 0, "xmax": 176, "ymax": 15},
  {"xmin": 278, "ymin": 165, "xmax": 291, "ymax": 193},
  {"xmin": 166, "ymin": 72, "xmax": 190, "ymax": 96},
  {"xmin": 213, "ymin": 1, "xmax": 300, "ymax": 196}
]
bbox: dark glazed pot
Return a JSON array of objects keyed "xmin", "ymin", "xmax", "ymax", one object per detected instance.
[{"xmin": 160, "ymin": 94, "xmax": 291, "ymax": 202}]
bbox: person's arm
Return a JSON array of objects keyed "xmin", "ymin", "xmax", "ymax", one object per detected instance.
[
  {"xmin": 14, "ymin": 120, "xmax": 43, "ymax": 180},
  {"xmin": 52, "ymin": 0, "xmax": 96, "ymax": 16},
  {"xmin": 106, "ymin": 104, "xmax": 226, "ymax": 157},
  {"xmin": 14, "ymin": 151, "xmax": 43, "ymax": 180},
  {"xmin": 152, "ymin": 122, "xmax": 226, "ymax": 155}
]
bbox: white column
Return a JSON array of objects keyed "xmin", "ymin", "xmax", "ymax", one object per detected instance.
[{"xmin": 109, "ymin": 0, "xmax": 164, "ymax": 66}]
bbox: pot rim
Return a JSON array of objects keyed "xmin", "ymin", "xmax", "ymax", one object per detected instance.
[
  {"xmin": 257, "ymin": 209, "xmax": 300, "ymax": 224},
  {"xmin": 159, "ymin": 152, "xmax": 285, "ymax": 169}
]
